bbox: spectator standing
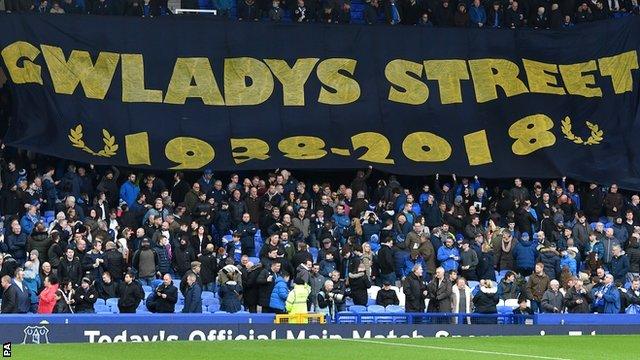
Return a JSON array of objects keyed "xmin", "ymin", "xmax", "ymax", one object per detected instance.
[
  {"xmin": 117, "ymin": 272, "xmax": 144, "ymax": 313},
  {"xmin": 182, "ymin": 273, "xmax": 203, "ymax": 313}
]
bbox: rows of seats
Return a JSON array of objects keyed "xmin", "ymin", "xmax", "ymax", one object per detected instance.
[{"xmin": 94, "ymin": 290, "xmax": 242, "ymax": 314}]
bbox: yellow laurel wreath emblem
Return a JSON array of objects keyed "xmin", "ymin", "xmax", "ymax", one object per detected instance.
[
  {"xmin": 68, "ymin": 125, "xmax": 119, "ymax": 157},
  {"xmin": 560, "ymin": 117, "xmax": 604, "ymax": 146}
]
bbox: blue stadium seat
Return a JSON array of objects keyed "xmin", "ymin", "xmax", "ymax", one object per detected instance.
[
  {"xmin": 214, "ymin": 311, "xmax": 228, "ymax": 314},
  {"xmin": 367, "ymin": 305, "xmax": 385, "ymax": 313},
  {"xmin": 236, "ymin": 310, "xmax": 249, "ymax": 314},
  {"xmin": 367, "ymin": 298, "xmax": 376, "ymax": 306},
  {"xmin": 202, "ymin": 305, "xmax": 209, "ymax": 313},
  {"xmin": 202, "ymin": 297, "xmax": 219, "ymax": 308},
  {"xmin": 385, "ymin": 305, "xmax": 404, "ymax": 313},
  {"xmin": 151, "ymin": 279, "xmax": 163, "ymax": 289},
  {"xmin": 94, "ymin": 304, "xmax": 110, "ymax": 313},
  {"xmin": 498, "ymin": 270, "xmax": 509, "ymax": 277},
  {"xmin": 174, "ymin": 280, "xmax": 181, "ymax": 289},
  {"xmin": 106, "ymin": 298, "xmax": 119, "ymax": 312},
  {"xmin": 336, "ymin": 311, "xmax": 357, "ymax": 324},
  {"xmin": 142, "ymin": 285, "xmax": 152, "ymax": 293},
  {"xmin": 95, "ymin": 298, "xmax": 106, "ymax": 306},
  {"xmin": 248, "ymin": 257, "xmax": 260, "ymax": 265},
  {"xmin": 208, "ymin": 304, "xmax": 220, "ymax": 313},
  {"xmin": 222, "ymin": 235, "xmax": 232, "ymax": 246},
  {"xmin": 309, "ymin": 247, "xmax": 319, "ymax": 263},
  {"xmin": 497, "ymin": 306, "xmax": 514, "ymax": 314},
  {"xmin": 174, "ymin": 305, "xmax": 184, "ymax": 313},
  {"xmin": 44, "ymin": 210, "xmax": 55, "ymax": 219},
  {"xmin": 349, "ymin": 305, "xmax": 368, "ymax": 313},
  {"xmin": 467, "ymin": 281, "xmax": 480, "ymax": 290}
]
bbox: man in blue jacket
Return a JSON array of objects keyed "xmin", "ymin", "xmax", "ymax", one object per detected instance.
[
  {"xmin": 437, "ymin": 237, "xmax": 460, "ymax": 272},
  {"xmin": 513, "ymin": 232, "xmax": 538, "ymax": 276},
  {"xmin": 6, "ymin": 221, "xmax": 27, "ymax": 265},
  {"xmin": 469, "ymin": 0, "xmax": 487, "ymax": 27},
  {"xmin": 595, "ymin": 274, "xmax": 621, "ymax": 314},
  {"xmin": 610, "ymin": 245, "xmax": 630, "ymax": 284},
  {"xmin": 183, "ymin": 273, "xmax": 203, "ymax": 313},
  {"xmin": 119, "ymin": 173, "xmax": 140, "ymax": 207}
]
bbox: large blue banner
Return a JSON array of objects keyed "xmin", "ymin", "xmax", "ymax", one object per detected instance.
[{"xmin": 1, "ymin": 15, "xmax": 640, "ymax": 186}]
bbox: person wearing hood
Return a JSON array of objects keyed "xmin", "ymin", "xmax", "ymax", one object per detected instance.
[
  {"xmin": 473, "ymin": 279, "xmax": 499, "ymax": 323},
  {"xmin": 538, "ymin": 243, "xmax": 561, "ymax": 280},
  {"xmin": 513, "ymin": 232, "xmax": 537, "ymax": 276},
  {"xmin": 454, "ymin": 3, "xmax": 469, "ymax": 26},
  {"xmin": 219, "ymin": 277, "xmax": 243, "ymax": 313},
  {"xmin": 173, "ymin": 236, "xmax": 195, "ymax": 277},
  {"xmin": 286, "ymin": 277, "xmax": 311, "ymax": 315},
  {"xmin": 269, "ymin": 271, "xmax": 290, "ymax": 314},
  {"xmin": 610, "ymin": 245, "xmax": 630, "ymax": 284}
]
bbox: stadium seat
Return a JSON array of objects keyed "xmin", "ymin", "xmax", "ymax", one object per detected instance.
[
  {"xmin": 367, "ymin": 305, "xmax": 385, "ymax": 313},
  {"xmin": 236, "ymin": 311, "xmax": 249, "ymax": 314},
  {"xmin": 385, "ymin": 305, "xmax": 404, "ymax": 313},
  {"xmin": 174, "ymin": 305, "xmax": 184, "ymax": 313},
  {"xmin": 367, "ymin": 298, "xmax": 376, "ymax": 306},
  {"xmin": 106, "ymin": 298, "xmax": 119, "ymax": 312},
  {"xmin": 222, "ymin": 235, "xmax": 232, "ymax": 246},
  {"xmin": 345, "ymin": 298, "xmax": 354, "ymax": 308},
  {"xmin": 497, "ymin": 299, "xmax": 505, "ymax": 306},
  {"xmin": 497, "ymin": 306, "xmax": 514, "ymax": 314},
  {"xmin": 95, "ymin": 298, "xmax": 106, "ymax": 306},
  {"xmin": 202, "ymin": 297, "xmax": 219, "ymax": 308},
  {"xmin": 336, "ymin": 311, "xmax": 357, "ymax": 324},
  {"xmin": 202, "ymin": 305, "xmax": 209, "ymax": 313},
  {"xmin": 174, "ymin": 280, "xmax": 181, "ymax": 289},
  {"xmin": 208, "ymin": 304, "xmax": 220, "ymax": 313},
  {"xmin": 248, "ymin": 257, "xmax": 260, "ymax": 265},
  {"xmin": 504, "ymin": 299, "xmax": 519, "ymax": 308},
  {"xmin": 201, "ymin": 291, "xmax": 215, "ymax": 299},
  {"xmin": 214, "ymin": 311, "xmax": 229, "ymax": 314},
  {"xmin": 151, "ymin": 279, "xmax": 163, "ymax": 289},
  {"xmin": 349, "ymin": 305, "xmax": 368, "ymax": 313},
  {"xmin": 94, "ymin": 304, "xmax": 110, "ymax": 313},
  {"xmin": 498, "ymin": 270, "xmax": 509, "ymax": 277},
  {"xmin": 468, "ymin": 281, "xmax": 480, "ymax": 290},
  {"xmin": 142, "ymin": 285, "xmax": 152, "ymax": 293}
]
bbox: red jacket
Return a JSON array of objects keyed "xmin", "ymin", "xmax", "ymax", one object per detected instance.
[{"xmin": 37, "ymin": 284, "xmax": 59, "ymax": 314}]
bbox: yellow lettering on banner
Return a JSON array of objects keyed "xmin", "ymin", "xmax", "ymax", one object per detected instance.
[
  {"xmin": 522, "ymin": 59, "xmax": 565, "ymax": 95},
  {"xmin": 351, "ymin": 132, "xmax": 395, "ymax": 164},
  {"xmin": 165, "ymin": 137, "xmax": 215, "ymax": 169},
  {"xmin": 230, "ymin": 138, "xmax": 271, "ymax": 164},
  {"xmin": 559, "ymin": 61, "xmax": 602, "ymax": 98},
  {"xmin": 265, "ymin": 58, "xmax": 319, "ymax": 106},
  {"xmin": 599, "ymin": 50, "xmax": 639, "ymax": 94},
  {"xmin": 121, "ymin": 54, "xmax": 163, "ymax": 103},
  {"xmin": 423, "ymin": 60, "xmax": 469, "ymax": 104},
  {"xmin": 125, "ymin": 132, "xmax": 151, "ymax": 165},
  {"xmin": 385, "ymin": 59, "xmax": 428, "ymax": 105},
  {"xmin": 164, "ymin": 57, "xmax": 225, "ymax": 105},
  {"xmin": 1, "ymin": 41, "xmax": 42, "ymax": 85},
  {"xmin": 463, "ymin": 130, "xmax": 493, "ymax": 165},
  {"xmin": 402, "ymin": 132, "xmax": 452, "ymax": 162},
  {"xmin": 40, "ymin": 45, "xmax": 118, "ymax": 99},
  {"xmin": 278, "ymin": 136, "xmax": 327, "ymax": 160},
  {"xmin": 508, "ymin": 114, "xmax": 556, "ymax": 155},
  {"xmin": 224, "ymin": 57, "xmax": 274, "ymax": 106},
  {"xmin": 316, "ymin": 58, "xmax": 360, "ymax": 105},
  {"xmin": 468, "ymin": 59, "xmax": 529, "ymax": 103}
]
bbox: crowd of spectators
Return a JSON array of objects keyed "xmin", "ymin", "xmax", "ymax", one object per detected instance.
[
  {"xmin": 1, "ymin": 149, "xmax": 640, "ymax": 319},
  {"xmin": 1, "ymin": 0, "xmax": 640, "ymax": 28}
]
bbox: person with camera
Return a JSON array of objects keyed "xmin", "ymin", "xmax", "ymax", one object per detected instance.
[
  {"xmin": 150, "ymin": 273, "xmax": 178, "ymax": 313},
  {"xmin": 317, "ymin": 279, "xmax": 343, "ymax": 320},
  {"xmin": 329, "ymin": 270, "xmax": 347, "ymax": 312}
]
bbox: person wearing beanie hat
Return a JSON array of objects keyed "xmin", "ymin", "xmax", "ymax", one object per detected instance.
[
  {"xmin": 286, "ymin": 276, "xmax": 311, "ymax": 316},
  {"xmin": 73, "ymin": 277, "xmax": 98, "ymax": 313}
]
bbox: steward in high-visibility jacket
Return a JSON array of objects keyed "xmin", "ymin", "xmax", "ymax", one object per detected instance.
[{"xmin": 286, "ymin": 277, "xmax": 311, "ymax": 314}]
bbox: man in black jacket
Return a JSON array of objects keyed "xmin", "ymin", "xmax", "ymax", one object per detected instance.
[
  {"xmin": 1, "ymin": 275, "xmax": 18, "ymax": 313},
  {"xmin": 117, "ymin": 272, "xmax": 144, "ymax": 313},
  {"xmin": 376, "ymin": 281, "xmax": 400, "ymax": 307},
  {"xmin": 375, "ymin": 237, "xmax": 396, "ymax": 286},
  {"xmin": 96, "ymin": 272, "xmax": 118, "ymax": 300},
  {"xmin": 242, "ymin": 263, "xmax": 263, "ymax": 313},
  {"xmin": 103, "ymin": 241, "xmax": 126, "ymax": 282},
  {"xmin": 256, "ymin": 259, "xmax": 281, "ymax": 313},
  {"xmin": 427, "ymin": 267, "xmax": 453, "ymax": 313},
  {"xmin": 403, "ymin": 265, "xmax": 427, "ymax": 317},
  {"xmin": 564, "ymin": 278, "xmax": 591, "ymax": 313},
  {"xmin": 72, "ymin": 277, "xmax": 98, "ymax": 313},
  {"xmin": 199, "ymin": 244, "xmax": 218, "ymax": 293},
  {"xmin": 152, "ymin": 274, "xmax": 178, "ymax": 313},
  {"xmin": 58, "ymin": 248, "xmax": 82, "ymax": 286}
]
